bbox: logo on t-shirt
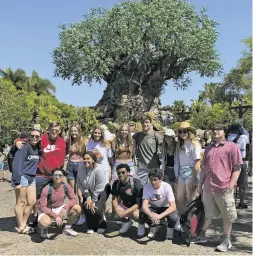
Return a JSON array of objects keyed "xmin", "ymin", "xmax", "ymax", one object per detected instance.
[
  {"xmin": 125, "ymin": 188, "xmax": 133, "ymax": 196},
  {"xmin": 150, "ymin": 193, "xmax": 163, "ymax": 201},
  {"xmin": 43, "ymin": 144, "xmax": 59, "ymax": 153}
]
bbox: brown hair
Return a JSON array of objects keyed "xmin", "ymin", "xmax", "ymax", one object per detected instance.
[
  {"xmin": 115, "ymin": 123, "xmax": 134, "ymax": 156},
  {"xmin": 177, "ymin": 129, "xmax": 200, "ymax": 151},
  {"xmin": 90, "ymin": 126, "xmax": 110, "ymax": 147},
  {"xmin": 68, "ymin": 124, "xmax": 85, "ymax": 154},
  {"xmin": 48, "ymin": 122, "xmax": 60, "ymax": 129}
]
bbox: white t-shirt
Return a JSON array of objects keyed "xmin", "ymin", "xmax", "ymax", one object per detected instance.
[
  {"xmin": 179, "ymin": 141, "xmax": 201, "ymax": 168},
  {"xmin": 227, "ymin": 133, "xmax": 247, "ymax": 158},
  {"xmin": 86, "ymin": 140, "xmax": 113, "ymax": 170},
  {"xmin": 142, "ymin": 181, "xmax": 175, "ymax": 207}
]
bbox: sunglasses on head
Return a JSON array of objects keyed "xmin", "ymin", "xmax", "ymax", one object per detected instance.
[
  {"xmin": 53, "ymin": 174, "xmax": 63, "ymax": 178},
  {"xmin": 178, "ymin": 129, "xmax": 188, "ymax": 134},
  {"xmin": 30, "ymin": 135, "xmax": 40, "ymax": 139},
  {"xmin": 117, "ymin": 171, "xmax": 126, "ymax": 176}
]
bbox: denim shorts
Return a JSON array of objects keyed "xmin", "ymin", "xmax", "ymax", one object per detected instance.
[
  {"xmin": 178, "ymin": 168, "xmax": 200, "ymax": 184},
  {"xmin": 66, "ymin": 161, "xmax": 84, "ymax": 180},
  {"xmin": 20, "ymin": 175, "xmax": 36, "ymax": 187}
]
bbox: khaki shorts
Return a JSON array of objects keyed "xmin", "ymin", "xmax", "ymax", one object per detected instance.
[{"xmin": 203, "ymin": 188, "xmax": 237, "ymax": 222}]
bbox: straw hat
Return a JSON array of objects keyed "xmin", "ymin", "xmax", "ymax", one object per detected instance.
[{"xmin": 178, "ymin": 121, "xmax": 196, "ymax": 134}]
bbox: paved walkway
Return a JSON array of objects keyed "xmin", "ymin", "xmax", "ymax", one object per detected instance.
[{"xmin": 0, "ymin": 171, "xmax": 252, "ymax": 255}]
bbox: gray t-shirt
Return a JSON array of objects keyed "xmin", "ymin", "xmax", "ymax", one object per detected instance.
[{"xmin": 133, "ymin": 131, "xmax": 163, "ymax": 169}]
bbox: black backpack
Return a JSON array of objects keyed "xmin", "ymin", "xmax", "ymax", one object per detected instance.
[{"xmin": 180, "ymin": 195, "xmax": 205, "ymax": 247}]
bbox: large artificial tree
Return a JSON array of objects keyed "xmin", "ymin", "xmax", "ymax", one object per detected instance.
[{"xmin": 53, "ymin": 0, "xmax": 221, "ymax": 121}]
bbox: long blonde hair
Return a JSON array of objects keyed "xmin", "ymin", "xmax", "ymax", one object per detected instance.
[
  {"xmin": 68, "ymin": 124, "xmax": 85, "ymax": 154},
  {"xmin": 90, "ymin": 126, "xmax": 111, "ymax": 148},
  {"xmin": 115, "ymin": 123, "xmax": 134, "ymax": 156},
  {"xmin": 177, "ymin": 130, "xmax": 200, "ymax": 152}
]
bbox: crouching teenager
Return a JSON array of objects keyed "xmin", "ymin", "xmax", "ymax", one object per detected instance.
[
  {"xmin": 38, "ymin": 168, "xmax": 81, "ymax": 238},
  {"xmin": 111, "ymin": 163, "xmax": 145, "ymax": 236},
  {"xmin": 77, "ymin": 151, "xmax": 111, "ymax": 234},
  {"xmin": 141, "ymin": 168, "xmax": 181, "ymax": 239}
]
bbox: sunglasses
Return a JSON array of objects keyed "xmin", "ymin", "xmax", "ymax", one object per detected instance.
[
  {"xmin": 30, "ymin": 135, "xmax": 40, "ymax": 139},
  {"xmin": 53, "ymin": 174, "xmax": 63, "ymax": 178},
  {"xmin": 117, "ymin": 171, "xmax": 126, "ymax": 176},
  {"xmin": 178, "ymin": 129, "xmax": 188, "ymax": 134}
]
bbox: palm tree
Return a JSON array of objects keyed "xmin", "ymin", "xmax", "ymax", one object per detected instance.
[
  {"xmin": 29, "ymin": 71, "xmax": 56, "ymax": 95},
  {"xmin": 198, "ymin": 83, "xmax": 219, "ymax": 107},
  {"xmin": 0, "ymin": 68, "xmax": 28, "ymax": 90}
]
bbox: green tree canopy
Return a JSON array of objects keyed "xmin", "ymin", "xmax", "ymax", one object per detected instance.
[{"xmin": 53, "ymin": 0, "xmax": 221, "ymax": 121}]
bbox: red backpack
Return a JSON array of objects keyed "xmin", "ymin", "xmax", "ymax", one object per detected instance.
[{"xmin": 180, "ymin": 195, "xmax": 205, "ymax": 247}]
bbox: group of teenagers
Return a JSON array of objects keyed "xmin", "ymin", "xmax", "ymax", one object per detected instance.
[{"xmin": 8, "ymin": 113, "xmax": 250, "ymax": 252}]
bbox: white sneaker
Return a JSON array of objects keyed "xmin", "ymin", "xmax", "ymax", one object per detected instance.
[
  {"xmin": 119, "ymin": 220, "xmax": 133, "ymax": 234},
  {"xmin": 137, "ymin": 224, "xmax": 145, "ymax": 237},
  {"xmin": 75, "ymin": 215, "xmax": 86, "ymax": 226},
  {"xmin": 147, "ymin": 226, "xmax": 159, "ymax": 238},
  {"xmin": 40, "ymin": 228, "xmax": 49, "ymax": 239},
  {"xmin": 97, "ymin": 228, "xmax": 106, "ymax": 234},
  {"xmin": 166, "ymin": 227, "xmax": 173, "ymax": 240},
  {"xmin": 63, "ymin": 228, "xmax": 78, "ymax": 237},
  {"xmin": 87, "ymin": 229, "xmax": 94, "ymax": 234}
]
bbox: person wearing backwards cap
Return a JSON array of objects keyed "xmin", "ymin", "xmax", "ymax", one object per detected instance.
[{"xmin": 174, "ymin": 121, "xmax": 201, "ymax": 214}]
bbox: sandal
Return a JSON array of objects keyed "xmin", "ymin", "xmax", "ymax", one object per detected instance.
[{"xmin": 22, "ymin": 226, "xmax": 35, "ymax": 234}]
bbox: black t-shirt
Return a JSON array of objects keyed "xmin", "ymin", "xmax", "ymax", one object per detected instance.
[
  {"xmin": 166, "ymin": 154, "xmax": 174, "ymax": 167},
  {"xmin": 111, "ymin": 178, "xmax": 143, "ymax": 208}
]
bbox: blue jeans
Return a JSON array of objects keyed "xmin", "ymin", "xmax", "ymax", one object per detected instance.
[{"xmin": 66, "ymin": 161, "xmax": 84, "ymax": 180}]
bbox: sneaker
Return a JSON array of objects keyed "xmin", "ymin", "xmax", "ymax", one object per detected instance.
[
  {"xmin": 119, "ymin": 220, "xmax": 133, "ymax": 234},
  {"xmin": 75, "ymin": 215, "xmax": 86, "ymax": 226},
  {"xmin": 97, "ymin": 228, "xmax": 105, "ymax": 234},
  {"xmin": 236, "ymin": 203, "xmax": 248, "ymax": 209},
  {"xmin": 188, "ymin": 235, "xmax": 208, "ymax": 244},
  {"xmin": 166, "ymin": 227, "xmax": 174, "ymax": 240},
  {"xmin": 40, "ymin": 228, "xmax": 49, "ymax": 239},
  {"xmin": 87, "ymin": 229, "xmax": 94, "ymax": 234},
  {"xmin": 147, "ymin": 226, "xmax": 159, "ymax": 239},
  {"xmin": 63, "ymin": 228, "xmax": 78, "ymax": 237},
  {"xmin": 216, "ymin": 238, "xmax": 232, "ymax": 252},
  {"xmin": 137, "ymin": 224, "xmax": 145, "ymax": 237}
]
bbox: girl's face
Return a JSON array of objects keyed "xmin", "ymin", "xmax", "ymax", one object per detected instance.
[
  {"xmin": 83, "ymin": 154, "xmax": 94, "ymax": 168},
  {"xmin": 93, "ymin": 129, "xmax": 102, "ymax": 142},
  {"xmin": 70, "ymin": 127, "xmax": 79, "ymax": 139},
  {"xmin": 178, "ymin": 129, "xmax": 189, "ymax": 140},
  {"xmin": 30, "ymin": 131, "xmax": 41, "ymax": 146},
  {"xmin": 120, "ymin": 125, "xmax": 129, "ymax": 138}
]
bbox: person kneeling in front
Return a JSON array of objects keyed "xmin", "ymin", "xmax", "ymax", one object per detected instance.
[
  {"xmin": 140, "ymin": 168, "xmax": 181, "ymax": 239},
  {"xmin": 111, "ymin": 163, "xmax": 145, "ymax": 236},
  {"xmin": 38, "ymin": 168, "xmax": 81, "ymax": 238}
]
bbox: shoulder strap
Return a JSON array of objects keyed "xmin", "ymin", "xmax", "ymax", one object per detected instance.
[
  {"xmin": 233, "ymin": 134, "xmax": 242, "ymax": 144},
  {"xmin": 47, "ymin": 184, "xmax": 53, "ymax": 208},
  {"xmin": 130, "ymin": 176, "xmax": 134, "ymax": 190},
  {"xmin": 154, "ymin": 132, "xmax": 159, "ymax": 153},
  {"xmin": 135, "ymin": 132, "xmax": 140, "ymax": 149},
  {"xmin": 116, "ymin": 180, "xmax": 120, "ymax": 191},
  {"xmin": 63, "ymin": 183, "xmax": 69, "ymax": 197}
]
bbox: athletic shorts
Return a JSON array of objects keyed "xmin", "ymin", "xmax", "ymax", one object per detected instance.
[{"xmin": 38, "ymin": 204, "xmax": 66, "ymax": 222}]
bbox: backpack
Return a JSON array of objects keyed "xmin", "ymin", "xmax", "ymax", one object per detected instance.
[
  {"xmin": 47, "ymin": 182, "xmax": 69, "ymax": 208},
  {"xmin": 7, "ymin": 143, "xmax": 33, "ymax": 173},
  {"xmin": 180, "ymin": 195, "xmax": 205, "ymax": 247}
]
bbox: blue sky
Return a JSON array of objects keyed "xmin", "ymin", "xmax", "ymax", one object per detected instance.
[{"xmin": 0, "ymin": 0, "xmax": 251, "ymax": 107}]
